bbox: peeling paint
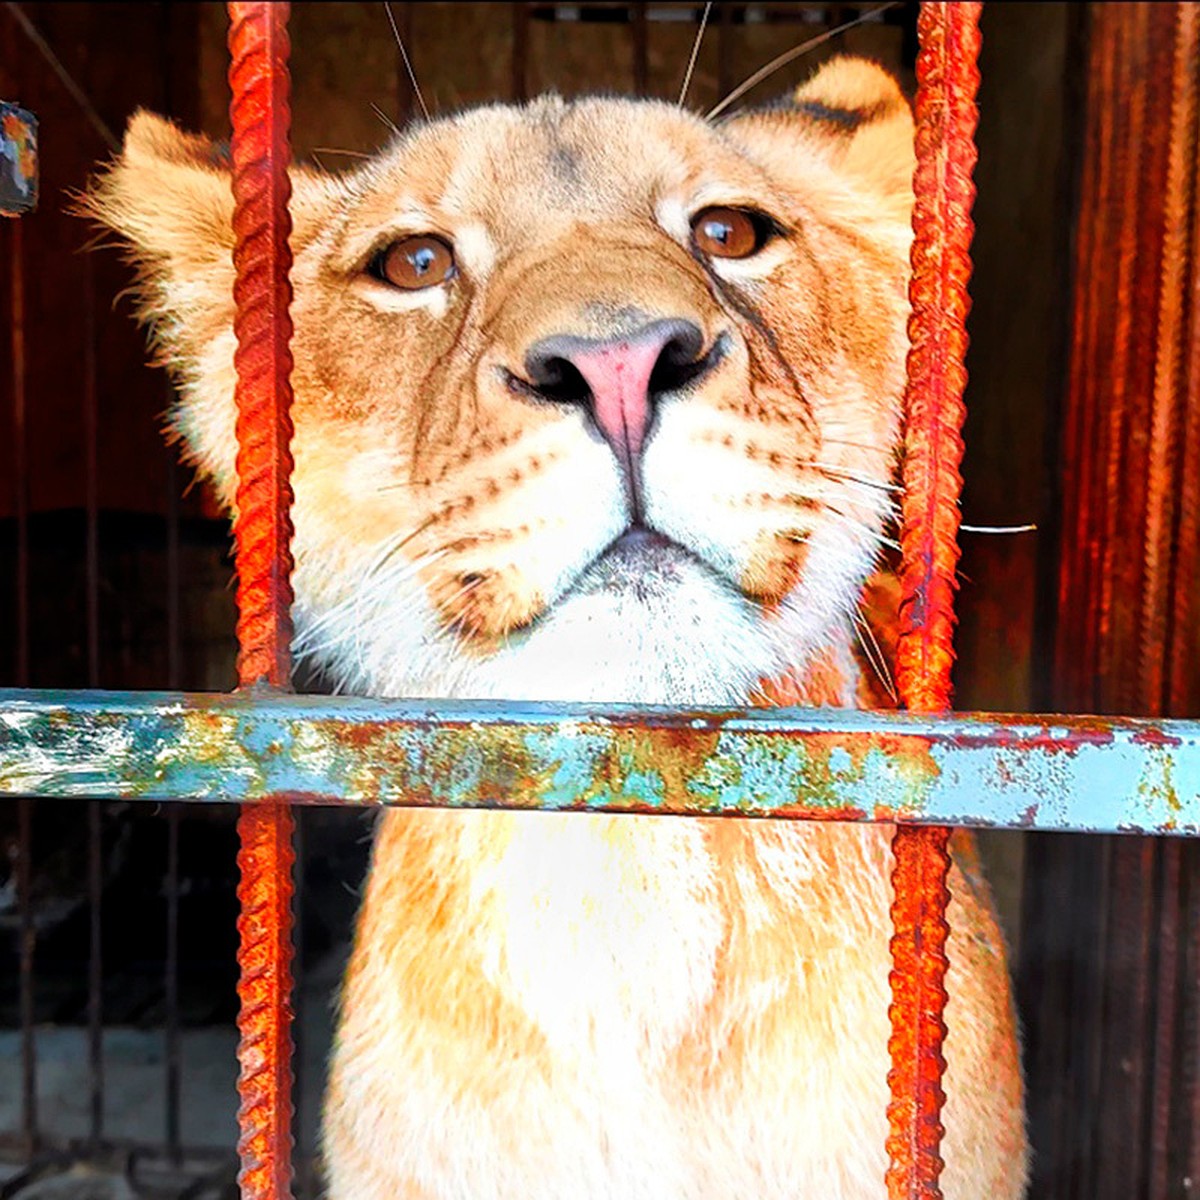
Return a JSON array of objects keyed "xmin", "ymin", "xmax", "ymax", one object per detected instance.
[{"xmin": 0, "ymin": 690, "xmax": 1198, "ymax": 834}]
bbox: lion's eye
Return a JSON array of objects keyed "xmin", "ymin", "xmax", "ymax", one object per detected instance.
[
  {"xmin": 691, "ymin": 207, "xmax": 770, "ymax": 260},
  {"xmin": 372, "ymin": 235, "xmax": 456, "ymax": 290}
]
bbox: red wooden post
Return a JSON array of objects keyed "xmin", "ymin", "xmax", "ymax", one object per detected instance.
[
  {"xmin": 227, "ymin": 3, "xmax": 297, "ymax": 1197},
  {"xmin": 886, "ymin": 4, "xmax": 981, "ymax": 1198}
]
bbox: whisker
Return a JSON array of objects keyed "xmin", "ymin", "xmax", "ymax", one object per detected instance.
[
  {"xmin": 821, "ymin": 437, "xmax": 894, "ymax": 454},
  {"xmin": 707, "ymin": 2, "xmax": 902, "ymax": 120},
  {"xmin": 293, "ymin": 535, "xmax": 446, "ymax": 657},
  {"xmin": 370, "ymin": 512, "xmax": 442, "ymax": 574},
  {"xmin": 311, "ymin": 146, "xmax": 373, "ymax": 159},
  {"xmin": 806, "ymin": 461, "xmax": 903, "ymax": 493},
  {"xmin": 825, "ymin": 506, "xmax": 901, "ymax": 553},
  {"xmin": 678, "ymin": 1, "xmax": 713, "ymax": 108},
  {"xmin": 960, "ymin": 523, "xmax": 1038, "ymax": 535},
  {"xmin": 370, "ymin": 101, "xmax": 401, "ymax": 136},
  {"xmin": 852, "ymin": 608, "xmax": 898, "ymax": 704},
  {"xmin": 384, "ymin": 1, "xmax": 431, "ymax": 123}
]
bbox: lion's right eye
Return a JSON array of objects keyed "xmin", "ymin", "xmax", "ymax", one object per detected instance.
[
  {"xmin": 370, "ymin": 235, "xmax": 456, "ymax": 290},
  {"xmin": 690, "ymin": 207, "xmax": 774, "ymax": 260}
]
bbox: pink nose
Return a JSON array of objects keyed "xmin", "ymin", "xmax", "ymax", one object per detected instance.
[{"xmin": 523, "ymin": 319, "xmax": 706, "ymax": 467}]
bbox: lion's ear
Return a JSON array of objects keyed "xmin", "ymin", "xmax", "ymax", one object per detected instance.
[
  {"xmin": 85, "ymin": 110, "xmax": 340, "ymax": 313},
  {"xmin": 724, "ymin": 57, "xmax": 915, "ymax": 219},
  {"xmin": 86, "ymin": 111, "xmax": 236, "ymax": 281},
  {"xmin": 83, "ymin": 111, "xmax": 342, "ymax": 502}
]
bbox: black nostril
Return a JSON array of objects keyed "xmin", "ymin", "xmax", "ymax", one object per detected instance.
[
  {"xmin": 647, "ymin": 321, "xmax": 707, "ymax": 396},
  {"xmin": 522, "ymin": 319, "xmax": 711, "ymax": 406},
  {"xmin": 523, "ymin": 350, "xmax": 593, "ymax": 405}
]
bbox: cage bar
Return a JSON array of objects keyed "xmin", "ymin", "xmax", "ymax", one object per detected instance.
[
  {"xmin": 226, "ymin": 3, "xmax": 298, "ymax": 1197},
  {"xmin": 887, "ymin": 4, "xmax": 982, "ymax": 1196},
  {"xmin": 3, "ymin": 689, "xmax": 1199, "ymax": 835}
]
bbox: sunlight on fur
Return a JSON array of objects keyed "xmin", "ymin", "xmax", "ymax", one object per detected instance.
[{"xmin": 85, "ymin": 55, "xmax": 1026, "ymax": 1200}]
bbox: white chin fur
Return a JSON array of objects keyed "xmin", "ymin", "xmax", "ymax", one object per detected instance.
[
  {"xmin": 466, "ymin": 546, "xmax": 779, "ymax": 705},
  {"xmin": 295, "ymin": 529, "xmax": 872, "ymax": 708}
]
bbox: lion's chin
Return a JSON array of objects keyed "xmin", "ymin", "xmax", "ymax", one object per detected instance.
[
  {"xmin": 459, "ymin": 540, "xmax": 781, "ymax": 707},
  {"xmin": 567, "ymin": 525, "xmax": 708, "ymax": 607},
  {"xmin": 299, "ymin": 524, "xmax": 865, "ymax": 709}
]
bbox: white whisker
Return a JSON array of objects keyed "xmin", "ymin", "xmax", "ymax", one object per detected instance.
[
  {"xmin": 311, "ymin": 146, "xmax": 373, "ymax": 160},
  {"xmin": 370, "ymin": 101, "xmax": 401, "ymax": 136},
  {"xmin": 960, "ymin": 523, "xmax": 1038, "ymax": 534},
  {"xmin": 707, "ymin": 2, "xmax": 902, "ymax": 120},
  {"xmin": 806, "ymin": 461, "xmax": 902, "ymax": 493},
  {"xmin": 383, "ymin": 1, "xmax": 430, "ymax": 123},
  {"xmin": 851, "ymin": 608, "xmax": 897, "ymax": 704},
  {"xmin": 678, "ymin": 2, "xmax": 713, "ymax": 108},
  {"xmin": 825, "ymin": 508, "xmax": 901, "ymax": 553}
]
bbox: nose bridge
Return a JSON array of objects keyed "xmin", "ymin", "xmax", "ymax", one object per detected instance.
[{"xmin": 486, "ymin": 225, "xmax": 714, "ymax": 347}]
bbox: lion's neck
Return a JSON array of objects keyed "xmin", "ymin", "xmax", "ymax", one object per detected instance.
[{"xmin": 343, "ymin": 623, "xmax": 869, "ymax": 1058}]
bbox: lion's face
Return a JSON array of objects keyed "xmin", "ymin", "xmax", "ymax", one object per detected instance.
[{"xmin": 88, "ymin": 58, "xmax": 914, "ymax": 704}]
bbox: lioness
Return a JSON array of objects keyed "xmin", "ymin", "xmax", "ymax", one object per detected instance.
[{"xmin": 88, "ymin": 54, "xmax": 1026, "ymax": 1200}]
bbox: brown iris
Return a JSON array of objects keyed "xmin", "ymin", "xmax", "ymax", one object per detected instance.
[
  {"xmin": 374, "ymin": 235, "xmax": 456, "ymax": 290},
  {"xmin": 691, "ymin": 206, "xmax": 766, "ymax": 260}
]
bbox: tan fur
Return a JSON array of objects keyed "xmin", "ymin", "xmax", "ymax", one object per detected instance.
[{"xmin": 86, "ymin": 57, "xmax": 1026, "ymax": 1198}]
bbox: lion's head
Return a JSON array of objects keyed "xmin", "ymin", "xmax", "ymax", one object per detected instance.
[{"xmin": 86, "ymin": 57, "xmax": 913, "ymax": 705}]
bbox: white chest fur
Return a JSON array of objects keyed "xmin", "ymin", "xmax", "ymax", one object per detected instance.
[{"xmin": 324, "ymin": 810, "xmax": 908, "ymax": 1200}]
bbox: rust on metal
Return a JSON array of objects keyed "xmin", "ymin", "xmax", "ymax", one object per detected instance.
[
  {"xmin": 887, "ymin": 4, "xmax": 982, "ymax": 1197},
  {"xmin": 886, "ymin": 824, "xmax": 951, "ymax": 1195},
  {"xmin": 227, "ymin": 2, "xmax": 297, "ymax": 1197},
  {"xmin": 6, "ymin": 690, "xmax": 1200, "ymax": 835}
]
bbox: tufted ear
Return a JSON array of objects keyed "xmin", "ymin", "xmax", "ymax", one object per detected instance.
[
  {"xmin": 723, "ymin": 57, "xmax": 915, "ymax": 224},
  {"xmin": 83, "ymin": 112, "xmax": 237, "ymax": 363},
  {"xmin": 84, "ymin": 110, "xmax": 343, "ymax": 345},
  {"xmin": 82, "ymin": 111, "xmax": 344, "ymax": 501}
]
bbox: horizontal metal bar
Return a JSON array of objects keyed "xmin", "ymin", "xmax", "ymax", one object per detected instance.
[{"xmin": 0, "ymin": 689, "xmax": 1196, "ymax": 835}]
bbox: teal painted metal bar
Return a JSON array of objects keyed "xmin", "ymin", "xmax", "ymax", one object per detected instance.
[{"xmin": 0, "ymin": 689, "xmax": 1196, "ymax": 835}]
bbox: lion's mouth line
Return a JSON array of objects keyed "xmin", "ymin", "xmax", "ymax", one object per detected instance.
[{"xmin": 485, "ymin": 521, "xmax": 745, "ymax": 644}]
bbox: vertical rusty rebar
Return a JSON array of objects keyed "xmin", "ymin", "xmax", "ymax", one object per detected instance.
[
  {"xmin": 887, "ymin": 5, "xmax": 981, "ymax": 1198},
  {"xmin": 227, "ymin": 3, "xmax": 297, "ymax": 1197},
  {"xmin": 1165, "ymin": 0, "xmax": 1200, "ymax": 719}
]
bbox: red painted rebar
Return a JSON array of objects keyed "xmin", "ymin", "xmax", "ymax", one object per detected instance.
[
  {"xmin": 227, "ymin": 3, "xmax": 297, "ymax": 1198},
  {"xmin": 887, "ymin": 5, "xmax": 981, "ymax": 1198}
]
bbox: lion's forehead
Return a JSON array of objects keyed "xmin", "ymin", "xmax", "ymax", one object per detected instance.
[{"xmin": 344, "ymin": 97, "xmax": 770, "ymax": 244}]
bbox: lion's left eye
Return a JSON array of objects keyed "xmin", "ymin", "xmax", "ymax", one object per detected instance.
[
  {"xmin": 690, "ymin": 207, "xmax": 773, "ymax": 260},
  {"xmin": 370, "ymin": 235, "xmax": 456, "ymax": 290}
]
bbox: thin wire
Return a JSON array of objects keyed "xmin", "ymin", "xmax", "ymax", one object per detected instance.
[
  {"xmin": 678, "ymin": 1, "xmax": 713, "ymax": 108},
  {"xmin": 706, "ymin": 1, "xmax": 902, "ymax": 120},
  {"xmin": 383, "ymin": 1, "xmax": 430, "ymax": 123},
  {"xmin": 4, "ymin": 1, "xmax": 120, "ymax": 150}
]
